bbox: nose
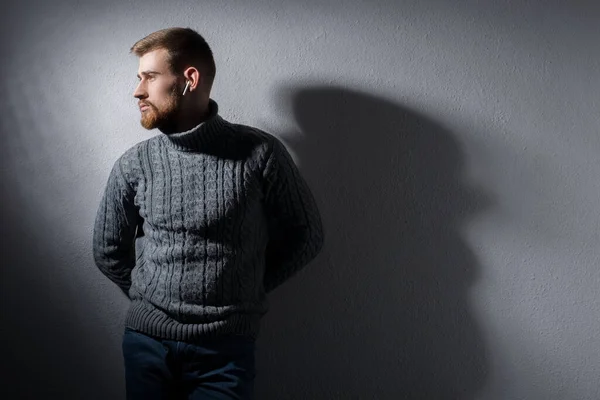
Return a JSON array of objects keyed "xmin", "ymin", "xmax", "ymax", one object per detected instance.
[{"xmin": 133, "ymin": 81, "xmax": 146, "ymax": 99}]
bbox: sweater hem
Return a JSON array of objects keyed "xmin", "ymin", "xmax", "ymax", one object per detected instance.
[{"xmin": 124, "ymin": 300, "xmax": 262, "ymax": 341}]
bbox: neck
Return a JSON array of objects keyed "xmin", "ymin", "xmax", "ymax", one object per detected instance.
[
  {"xmin": 159, "ymin": 99, "xmax": 227, "ymax": 152},
  {"xmin": 159, "ymin": 99, "xmax": 211, "ymax": 135}
]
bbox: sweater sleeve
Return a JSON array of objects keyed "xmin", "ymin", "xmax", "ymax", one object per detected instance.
[
  {"xmin": 92, "ymin": 156, "xmax": 142, "ymax": 297},
  {"xmin": 262, "ymin": 137, "xmax": 324, "ymax": 293}
]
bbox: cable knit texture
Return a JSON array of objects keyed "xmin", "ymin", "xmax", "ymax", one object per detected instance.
[{"xmin": 93, "ymin": 99, "xmax": 324, "ymax": 341}]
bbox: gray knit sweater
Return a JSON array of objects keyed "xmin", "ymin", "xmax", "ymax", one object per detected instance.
[{"xmin": 92, "ymin": 99, "xmax": 324, "ymax": 341}]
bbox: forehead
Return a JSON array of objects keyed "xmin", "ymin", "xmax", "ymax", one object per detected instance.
[{"xmin": 137, "ymin": 48, "xmax": 170, "ymax": 74}]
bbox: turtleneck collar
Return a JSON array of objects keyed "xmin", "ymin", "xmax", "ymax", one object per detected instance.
[{"xmin": 160, "ymin": 99, "xmax": 228, "ymax": 152}]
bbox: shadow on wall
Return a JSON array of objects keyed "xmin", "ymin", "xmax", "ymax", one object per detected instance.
[
  {"xmin": 0, "ymin": 171, "xmax": 122, "ymax": 398},
  {"xmin": 256, "ymin": 86, "xmax": 492, "ymax": 400}
]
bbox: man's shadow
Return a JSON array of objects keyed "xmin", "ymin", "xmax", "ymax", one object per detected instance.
[{"xmin": 256, "ymin": 85, "xmax": 491, "ymax": 399}]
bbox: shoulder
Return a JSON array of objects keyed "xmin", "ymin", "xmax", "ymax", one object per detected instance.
[
  {"xmin": 226, "ymin": 122, "xmax": 279, "ymax": 146},
  {"xmin": 115, "ymin": 139, "xmax": 147, "ymax": 167},
  {"xmin": 112, "ymin": 138, "xmax": 153, "ymax": 189},
  {"xmin": 226, "ymin": 121, "xmax": 290, "ymax": 155},
  {"xmin": 224, "ymin": 121, "xmax": 285, "ymax": 165}
]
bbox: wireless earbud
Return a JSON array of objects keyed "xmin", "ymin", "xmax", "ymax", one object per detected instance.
[{"xmin": 182, "ymin": 81, "xmax": 191, "ymax": 96}]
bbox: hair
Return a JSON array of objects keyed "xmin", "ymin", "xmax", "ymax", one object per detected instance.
[{"xmin": 130, "ymin": 27, "xmax": 216, "ymax": 88}]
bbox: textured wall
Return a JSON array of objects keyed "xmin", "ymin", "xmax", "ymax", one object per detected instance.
[{"xmin": 1, "ymin": 0, "xmax": 599, "ymax": 399}]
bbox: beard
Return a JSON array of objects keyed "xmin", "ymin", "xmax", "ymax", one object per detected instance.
[{"xmin": 139, "ymin": 84, "xmax": 182, "ymax": 131}]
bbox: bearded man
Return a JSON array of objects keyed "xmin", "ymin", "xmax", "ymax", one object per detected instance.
[{"xmin": 93, "ymin": 27, "xmax": 324, "ymax": 400}]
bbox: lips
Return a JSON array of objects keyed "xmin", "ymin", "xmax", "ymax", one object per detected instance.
[{"xmin": 139, "ymin": 103, "xmax": 150, "ymax": 111}]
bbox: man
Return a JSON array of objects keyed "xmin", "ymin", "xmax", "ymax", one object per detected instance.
[{"xmin": 92, "ymin": 27, "xmax": 324, "ymax": 400}]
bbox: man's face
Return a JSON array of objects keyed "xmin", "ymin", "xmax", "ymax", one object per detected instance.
[{"xmin": 134, "ymin": 48, "xmax": 183, "ymax": 130}]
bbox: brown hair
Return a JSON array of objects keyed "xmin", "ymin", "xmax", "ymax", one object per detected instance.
[{"xmin": 130, "ymin": 27, "xmax": 216, "ymax": 87}]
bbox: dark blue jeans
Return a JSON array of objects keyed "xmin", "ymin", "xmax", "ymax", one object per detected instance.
[{"xmin": 122, "ymin": 327, "xmax": 256, "ymax": 400}]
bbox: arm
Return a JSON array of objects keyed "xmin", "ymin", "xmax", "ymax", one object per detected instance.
[
  {"xmin": 262, "ymin": 137, "xmax": 325, "ymax": 293},
  {"xmin": 92, "ymin": 157, "xmax": 141, "ymax": 298}
]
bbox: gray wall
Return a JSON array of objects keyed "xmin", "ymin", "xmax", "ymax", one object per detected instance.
[{"xmin": 1, "ymin": 1, "xmax": 598, "ymax": 399}]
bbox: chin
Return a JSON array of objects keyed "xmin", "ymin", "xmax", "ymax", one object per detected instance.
[
  {"xmin": 140, "ymin": 105, "xmax": 178, "ymax": 131},
  {"xmin": 140, "ymin": 111, "xmax": 161, "ymax": 130},
  {"xmin": 140, "ymin": 119, "xmax": 157, "ymax": 130}
]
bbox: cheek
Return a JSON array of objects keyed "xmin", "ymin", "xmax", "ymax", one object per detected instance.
[
  {"xmin": 153, "ymin": 90, "xmax": 176, "ymax": 106},
  {"xmin": 149, "ymin": 96, "xmax": 167, "ymax": 109}
]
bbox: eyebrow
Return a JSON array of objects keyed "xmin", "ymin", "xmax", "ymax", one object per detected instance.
[{"xmin": 136, "ymin": 70, "xmax": 162, "ymax": 79}]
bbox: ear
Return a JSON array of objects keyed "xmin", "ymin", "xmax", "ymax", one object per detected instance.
[{"xmin": 182, "ymin": 67, "xmax": 202, "ymax": 91}]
